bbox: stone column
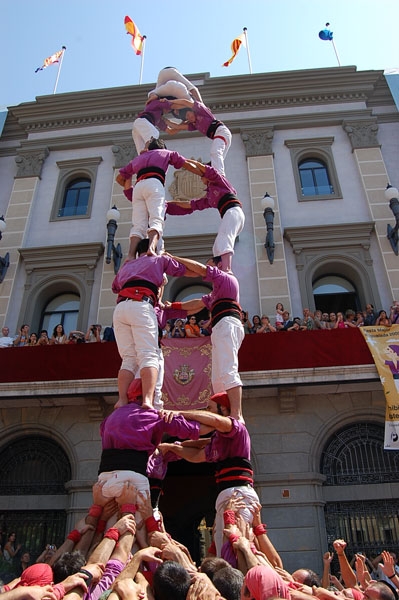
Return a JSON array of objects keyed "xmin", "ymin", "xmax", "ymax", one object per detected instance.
[
  {"xmin": 0, "ymin": 148, "xmax": 48, "ymax": 325},
  {"xmin": 240, "ymin": 128, "xmax": 291, "ymax": 316},
  {"xmin": 343, "ymin": 119, "xmax": 399, "ymax": 299}
]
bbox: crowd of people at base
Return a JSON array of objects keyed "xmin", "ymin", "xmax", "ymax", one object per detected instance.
[
  {"xmin": 241, "ymin": 301, "xmax": 399, "ymax": 334},
  {"xmin": 1, "ymin": 483, "xmax": 398, "ymax": 600},
  {"xmin": 0, "ymin": 324, "xmax": 116, "ymax": 348}
]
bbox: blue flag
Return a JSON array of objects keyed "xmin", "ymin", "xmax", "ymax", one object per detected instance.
[{"xmin": 319, "ymin": 23, "xmax": 333, "ymax": 41}]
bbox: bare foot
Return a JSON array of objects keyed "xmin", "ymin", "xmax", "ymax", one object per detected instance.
[
  {"xmin": 146, "ymin": 248, "xmax": 157, "ymax": 257},
  {"xmin": 141, "ymin": 400, "xmax": 154, "ymax": 410}
]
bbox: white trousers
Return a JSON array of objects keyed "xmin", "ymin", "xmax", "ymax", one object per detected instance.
[
  {"xmin": 132, "ymin": 117, "xmax": 160, "ymax": 154},
  {"xmin": 211, "ymin": 317, "xmax": 244, "ymax": 392},
  {"xmin": 98, "ymin": 470, "xmax": 150, "ymax": 526},
  {"xmin": 130, "ymin": 179, "xmax": 166, "ymax": 240},
  {"xmin": 213, "ymin": 206, "xmax": 245, "ymax": 259},
  {"xmin": 214, "ymin": 485, "xmax": 260, "ymax": 556},
  {"xmin": 211, "ymin": 124, "xmax": 232, "ymax": 176},
  {"xmin": 150, "ymin": 80, "xmax": 191, "ymax": 100},
  {"xmin": 113, "ymin": 299, "xmax": 159, "ymax": 374}
]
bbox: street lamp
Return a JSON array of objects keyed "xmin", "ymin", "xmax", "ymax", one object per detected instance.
[
  {"xmin": 106, "ymin": 206, "xmax": 123, "ymax": 274},
  {"xmin": 261, "ymin": 193, "xmax": 275, "ymax": 264},
  {"xmin": 385, "ymin": 184, "xmax": 399, "ymax": 255}
]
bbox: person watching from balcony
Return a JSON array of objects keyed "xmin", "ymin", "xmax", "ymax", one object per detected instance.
[
  {"xmin": 256, "ymin": 315, "xmax": 276, "ymax": 333},
  {"xmin": 320, "ymin": 313, "xmax": 330, "ymax": 329},
  {"xmin": 241, "ymin": 310, "xmax": 252, "ymax": 335},
  {"xmin": 301, "ymin": 308, "xmax": 315, "ymax": 330},
  {"xmin": 184, "ymin": 315, "xmax": 204, "ymax": 338},
  {"xmin": 334, "ymin": 312, "xmax": 347, "ymax": 329},
  {"xmin": 364, "ymin": 303, "xmax": 377, "ymax": 326},
  {"xmin": 355, "ymin": 311, "xmax": 365, "ymax": 327},
  {"xmin": 50, "ymin": 324, "xmax": 67, "ymax": 345},
  {"xmin": 275, "ymin": 303, "xmax": 285, "ymax": 329},
  {"xmin": 0, "ymin": 326, "xmax": 14, "ymax": 348},
  {"xmin": 171, "ymin": 318, "xmax": 186, "ymax": 338},
  {"xmin": 36, "ymin": 330, "xmax": 50, "ymax": 346},
  {"xmin": 85, "ymin": 324, "xmax": 102, "ymax": 343},
  {"xmin": 27, "ymin": 333, "xmax": 38, "ymax": 346},
  {"xmin": 344, "ymin": 310, "xmax": 358, "ymax": 328},
  {"xmin": 376, "ymin": 310, "xmax": 391, "ymax": 327},
  {"xmin": 250, "ymin": 315, "xmax": 262, "ymax": 334},
  {"xmin": 13, "ymin": 324, "xmax": 29, "ymax": 347}
]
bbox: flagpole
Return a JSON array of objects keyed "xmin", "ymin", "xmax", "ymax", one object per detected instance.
[
  {"xmin": 53, "ymin": 46, "xmax": 66, "ymax": 94},
  {"xmin": 331, "ymin": 39, "xmax": 341, "ymax": 66},
  {"xmin": 139, "ymin": 36, "xmax": 146, "ymax": 84},
  {"xmin": 243, "ymin": 27, "xmax": 252, "ymax": 74}
]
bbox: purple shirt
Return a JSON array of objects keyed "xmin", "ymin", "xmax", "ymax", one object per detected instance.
[
  {"xmin": 201, "ymin": 265, "xmax": 240, "ymax": 310},
  {"xmin": 166, "ymin": 165, "xmax": 237, "ymax": 216},
  {"xmin": 205, "ymin": 418, "xmax": 251, "ymax": 462},
  {"xmin": 155, "ymin": 306, "xmax": 187, "ymax": 329},
  {"xmin": 137, "ymin": 98, "xmax": 173, "ymax": 130},
  {"xmin": 85, "ymin": 559, "xmax": 124, "ymax": 600},
  {"xmin": 112, "ymin": 254, "xmax": 186, "ymax": 295},
  {"xmin": 187, "ymin": 100, "xmax": 217, "ymax": 136},
  {"xmin": 100, "ymin": 402, "xmax": 200, "ymax": 454},
  {"xmin": 119, "ymin": 148, "xmax": 186, "ymax": 182}
]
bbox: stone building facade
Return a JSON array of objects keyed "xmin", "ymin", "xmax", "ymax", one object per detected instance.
[{"xmin": 0, "ymin": 66, "xmax": 398, "ymax": 573}]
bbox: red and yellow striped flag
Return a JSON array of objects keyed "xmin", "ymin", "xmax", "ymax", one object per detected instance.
[
  {"xmin": 222, "ymin": 33, "xmax": 246, "ymax": 67},
  {"xmin": 35, "ymin": 48, "xmax": 65, "ymax": 73},
  {"xmin": 124, "ymin": 16, "xmax": 144, "ymax": 55}
]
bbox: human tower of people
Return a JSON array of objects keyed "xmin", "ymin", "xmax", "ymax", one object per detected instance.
[{"xmin": 3, "ymin": 69, "xmax": 398, "ymax": 600}]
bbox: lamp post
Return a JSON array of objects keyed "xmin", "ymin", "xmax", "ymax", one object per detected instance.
[
  {"xmin": 0, "ymin": 216, "xmax": 9, "ymax": 283},
  {"xmin": 106, "ymin": 206, "xmax": 123, "ymax": 274},
  {"xmin": 385, "ymin": 184, "xmax": 399, "ymax": 256},
  {"xmin": 261, "ymin": 193, "xmax": 275, "ymax": 264}
]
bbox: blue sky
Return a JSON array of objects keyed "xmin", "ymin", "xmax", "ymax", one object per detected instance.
[{"xmin": 1, "ymin": 0, "xmax": 398, "ymax": 109}]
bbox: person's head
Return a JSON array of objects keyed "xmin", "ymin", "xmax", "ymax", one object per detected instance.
[
  {"xmin": 147, "ymin": 137, "xmax": 167, "ymax": 151},
  {"xmin": 303, "ymin": 308, "xmax": 310, "ymax": 317},
  {"xmin": 8, "ymin": 532, "xmax": 16, "ymax": 542},
  {"xmin": 207, "ymin": 255, "xmax": 222, "ymax": 268},
  {"xmin": 21, "ymin": 551, "xmax": 31, "ymax": 564},
  {"xmin": 16, "ymin": 563, "xmax": 53, "ymax": 587},
  {"xmin": 200, "ymin": 557, "xmax": 231, "ymax": 580},
  {"xmin": 178, "ymin": 107, "xmax": 196, "ymax": 124},
  {"xmin": 276, "ymin": 303, "xmax": 284, "ymax": 311},
  {"xmin": 252, "ymin": 315, "xmax": 261, "ymax": 326},
  {"xmin": 366, "ymin": 304, "xmax": 375, "ymax": 314},
  {"xmin": 292, "ymin": 568, "xmax": 321, "ymax": 587},
  {"xmin": 137, "ymin": 238, "xmax": 150, "ymax": 256},
  {"xmin": 2, "ymin": 326, "xmax": 9, "ymax": 336},
  {"xmin": 152, "ymin": 560, "xmax": 191, "ymax": 600},
  {"xmin": 345, "ymin": 309, "xmax": 356, "ymax": 320},
  {"xmin": 188, "ymin": 315, "xmax": 197, "ymax": 324},
  {"xmin": 207, "ymin": 391, "xmax": 231, "ymax": 417},
  {"xmin": 329, "ymin": 312, "xmax": 337, "ymax": 322},
  {"xmin": 175, "ymin": 319, "xmax": 183, "ymax": 327},
  {"xmin": 242, "ymin": 565, "xmax": 291, "ymax": 600},
  {"xmin": 20, "ymin": 324, "xmax": 29, "ymax": 334},
  {"xmin": 282, "ymin": 310, "xmax": 290, "ymax": 320},
  {"xmin": 261, "ymin": 315, "xmax": 270, "ymax": 323},
  {"xmin": 315, "ymin": 310, "xmax": 322, "ymax": 319},
  {"xmin": 364, "ymin": 581, "xmax": 397, "ymax": 600},
  {"xmin": 52, "ymin": 551, "xmax": 86, "ymax": 583},
  {"xmin": 29, "ymin": 333, "xmax": 37, "ymax": 343},
  {"xmin": 53, "ymin": 324, "xmax": 65, "ymax": 337},
  {"xmin": 379, "ymin": 310, "xmax": 387, "ymax": 319},
  {"xmin": 40, "ymin": 330, "xmax": 48, "ymax": 338},
  {"xmin": 322, "ymin": 312, "xmax": 329, "ymax": 321},
  {"xmin": 213, "ymin": 567, "xmax": 244, "ymax": 600}
]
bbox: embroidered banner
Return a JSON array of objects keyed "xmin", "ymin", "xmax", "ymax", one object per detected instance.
[
  {"xmin": 161, "ymin": 337, "xmax": 212, "ymax": 410},
  {"xmin": 359, "ymin": 325, "xmax": 399, "ymax": 449}
]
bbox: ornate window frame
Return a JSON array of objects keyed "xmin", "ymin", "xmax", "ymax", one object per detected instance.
[
  {"xmin": 285, "ymin": 137, "xmax": 342, "ymax": 202},
  {"xmin": 284, "ymin": 222, "xmax": 382, "ymax": 312},
  {"xmin": 50, "ymin": 157, "xmax": 102, "ymax": 221}
]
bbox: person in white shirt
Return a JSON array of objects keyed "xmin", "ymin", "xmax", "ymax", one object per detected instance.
[{"xmin": 0, "ymin": 326, "xmax": 14, "ymax": 347}]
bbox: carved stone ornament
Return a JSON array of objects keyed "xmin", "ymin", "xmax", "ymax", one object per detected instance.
[
  {"xmin": 240, "ymin": 128, "xmax": 274, "ymax": 157},
  {"xmin": 15, "ymin": 148, "xmax": 49, "ymax": 178},
  {"xmin": 168, "ymin": 158, "xmax": 206, "ymax": 201},
  {"xmin": 343, "ymin": 120, "xmax": 379, "ymax": 149},
  {"xmin": 112, "ymin": 143, "xmax": 137, "ymax": 168}
]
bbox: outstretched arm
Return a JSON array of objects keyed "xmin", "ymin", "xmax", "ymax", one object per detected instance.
[
  {"xmin": 162, "ymin": 409, "xmax": 232, "ymax": 433},
  {"xmin": 168, "ymin": 255, "xmax": 207, "ymax": 277},
  {"xmin": 333, "ymin": 539, "xmax": 357, "ymax": 589}
]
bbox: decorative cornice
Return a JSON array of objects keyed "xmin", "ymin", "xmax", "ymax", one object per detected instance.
[
  {"xmin": 284, "ymin": 222, "xmax": 375, "ymax": 252},
  {"xmin": 1, "ymin": 66, "xmax": 394, "ymax": 143},
  {"xmin": 19, "ymin": 242, "xmax": 104, "ymax": 272}
]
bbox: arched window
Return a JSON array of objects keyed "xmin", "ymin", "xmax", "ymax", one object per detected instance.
[
  {"xmin": 40, "ymin": 293, "xmax": 80, "ymax": 334},
  {"xmin": 298, "ymin": 158, "xmax": 333, "ymax": 196},
  {"xmin": 0, "ymin": 436, "xmax": 71, "ymax": 558},
  {"xmin": 321, "ymin": 423, "xmax": 399, "ymax": 556},
  {"xmin": 313, "ymin": 275, "xmax": 360, "ymax": 313},
  {"xmin": 51, "ymin": 157, "xmax": 102, "ymax": 221},
  {"xmin": 58, "ymin": 178, "xmax": 90, "ymax": 217}
]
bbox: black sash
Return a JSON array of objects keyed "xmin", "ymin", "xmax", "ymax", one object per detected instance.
[
  {"xmin": 98, "ymin": 448, "xmax": 148, "ymax": 476},
  {"xmin": 136, "ymin": 166, "xmax": 166, "ymax": 186},
  {"xmin": 211, "ymin": 298, "xmax": 242, "ymax": 328}
]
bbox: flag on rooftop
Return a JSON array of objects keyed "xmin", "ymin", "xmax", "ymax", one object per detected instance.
[
  {"xmin": 222, "ymin": 33, "xmax": 246, "ymax": 67},
  {"xmin": 35, "ymin": 48, "xmax": 65, "ymax": 73},
  {"xmin": 124, "ymin": 16, "xmax": 144, "ymax": 55},
  {"xmin": 319, "ymin": 23, "xmax": 334, "ymax": 41}
]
